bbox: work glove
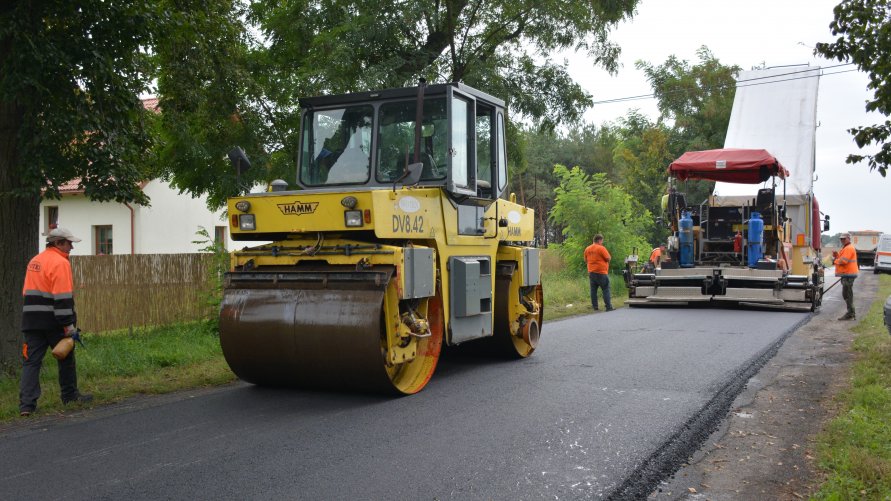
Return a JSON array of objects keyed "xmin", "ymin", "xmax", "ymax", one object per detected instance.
[{"xmin": 63, "ymin": 326, "xmax": 85, "ymax": 347}]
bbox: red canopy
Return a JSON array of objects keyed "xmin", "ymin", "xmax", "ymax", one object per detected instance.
[{"xmin": 668, "ymin": 148, "xmax": 789, "ymax": 183}]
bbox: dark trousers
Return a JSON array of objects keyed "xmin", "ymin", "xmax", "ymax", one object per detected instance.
[
  {"xmin": 841, "ymin": 276, "xmax": 856, "ymax": 316},
  {"xmin": 588, "ymin": 272, "xmax": 612, "ymax": 310},
  {"xmin": 20, "ymin": 330, "xmax": 79, "ymax": 412}
]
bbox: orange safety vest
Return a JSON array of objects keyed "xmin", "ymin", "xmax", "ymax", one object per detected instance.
[
  {"xmin": 584, "ymin": 243, "xmax": 611, "ymax": 274},
  {"xmin": 21, "ymin": 246, "xmax": 76, "ymax": 331},
  {"xmin": 649, "ymin": 247, "xmax": 662, "ymax": 264},
  {"xmin": 834, "ymin": 243, "xmax": 859, "ymax": 276}
]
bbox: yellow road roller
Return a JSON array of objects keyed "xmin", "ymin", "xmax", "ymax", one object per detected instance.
[{"xmin": 220, "ymin": 82, "xmax": 542, "ymax": 394}]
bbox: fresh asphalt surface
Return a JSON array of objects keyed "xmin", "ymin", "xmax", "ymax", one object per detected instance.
[{"xmin": 0, "ymin": 299, "xmax": 817, "ymax": 499}]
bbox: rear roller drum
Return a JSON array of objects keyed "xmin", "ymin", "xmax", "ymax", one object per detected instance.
[{"xmin": 492, "ymin": 261, "xmax": 543, "ymax": 358}]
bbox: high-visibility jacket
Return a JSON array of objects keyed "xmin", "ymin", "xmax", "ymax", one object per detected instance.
[
  {"xmin": 834, "ymin": 243, "xmax": 859, "ymax": 277},
  {"xmin": 21, "ymin": 246, "xmax": 76, "ymax": 331},
  {"xmin": 649, "ymin": 247, "xmax": 662, "ymax": 265},
  {"xmin": 584, "ymin": 243, "xmax": 611, "ymax": 274}
]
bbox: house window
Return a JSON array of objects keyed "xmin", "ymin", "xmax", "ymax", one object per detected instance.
[
  {"xmin": 45, "ymin": 206, "xmax": 59, "ymax": 233},
  {"xmin": 214, "ymin": 226, "xmax": 228, "ymax": 251},
  {"xmin": 94, "ymin": 225, "xmax": 113, "ymax": 255}
]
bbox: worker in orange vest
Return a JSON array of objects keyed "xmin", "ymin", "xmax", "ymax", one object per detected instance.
[
  {"xmin": 19, "ymin": 227, "xmax": 93, "ymax": 417},
  {"xmin": 833, "ymin": 233, "xmax": 859, "ymax": 320},
  {"xmin": 583, "ymin": 234, "xmax": 613, "ymax": 311},
  {"xmin": 648, "ymin": 244, "xmax": 666, "ymax": 270}
]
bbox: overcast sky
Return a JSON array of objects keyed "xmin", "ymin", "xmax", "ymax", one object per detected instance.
[{"xmin": 562, "ymin": 0, "xmax": 889, "ymax": 235}]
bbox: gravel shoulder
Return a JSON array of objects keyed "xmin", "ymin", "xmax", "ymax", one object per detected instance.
[{"xmin": 650, "ymin": 271, "xmax": 879, "ymax": 500}]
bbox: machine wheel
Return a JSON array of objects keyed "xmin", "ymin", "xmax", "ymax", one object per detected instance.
[
  {"xmin": 491, "ymin": 261, "xmax": 543, "ymax": 358},
  {"xmin": 219, "ymin": 269, "xmax": 443, "ymax": 395},
  {"xmin": 381, "ymin": 282, "xmax": 444, "ymax": 394}
]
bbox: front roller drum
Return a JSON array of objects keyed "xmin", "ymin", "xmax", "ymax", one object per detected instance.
[{"xmin": 219, "ymin": 275, "xmax": 443, "ymax": 394}]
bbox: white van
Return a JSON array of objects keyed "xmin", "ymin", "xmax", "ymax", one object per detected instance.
[{"xmin": 875, "ymin": 234, "xmax": 891, "ymax": 274}]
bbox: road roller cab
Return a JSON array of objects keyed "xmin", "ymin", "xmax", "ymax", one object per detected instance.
[{"xmin": 221, "ymin": 82, "xmax": 542, "ymax": 394}]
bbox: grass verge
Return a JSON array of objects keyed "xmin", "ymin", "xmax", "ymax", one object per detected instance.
[
  {"xmin": 0, "ymin": 322, "xmax": 235, "ymax": 422},
  {"xmin": 813, "ymin": 274, "xmax": 891, "ymax": 499}
]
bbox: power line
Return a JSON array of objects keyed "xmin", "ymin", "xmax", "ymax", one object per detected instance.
[{"xmin": 591, "ymin": 63, "xmax": 856, "ymax": 106}]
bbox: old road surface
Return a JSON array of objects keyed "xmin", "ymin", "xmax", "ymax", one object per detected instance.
[{"xmin": 0, "ymin": 303, "xmax": 815, "ymax": 500}]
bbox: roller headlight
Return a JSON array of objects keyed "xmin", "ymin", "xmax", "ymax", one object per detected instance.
[
  {"xmin": 235, "ymin": 200, "xmax": 251, "ymax": 212},
  {"xmin": 344, "ymin": 210, "xmax": 363, "ymax": 227},
  {"xmin": 239, "ymin": 214, "xmax": 256, "ymax": 231}
]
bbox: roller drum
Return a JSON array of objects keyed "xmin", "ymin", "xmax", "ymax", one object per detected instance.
[{"xmin": 220, "ymin": 285, "xmax": 398, "ymax": 393}]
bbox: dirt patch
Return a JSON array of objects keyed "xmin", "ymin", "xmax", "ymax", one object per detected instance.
[{"xmin": 649, "ymin": 272, "xmax": 879, "ymax": 500}]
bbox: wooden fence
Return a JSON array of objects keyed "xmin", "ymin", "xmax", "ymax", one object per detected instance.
[{"xmin": 70, "ymin": 254, "xmax": 216, "ymax": 332}]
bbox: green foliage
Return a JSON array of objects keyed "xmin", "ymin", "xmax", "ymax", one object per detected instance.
[
  {"xmin": 248, "ymin": 0, "xmax": 641, "ymax": 131},
  {"xmin": 635, "ymin": 46, "xmax": 737, "ymax": 207},
  {"xmin": 0, "ymin": 0, "xmax": 157, "ymax": 203},
  {"xmin": 815, "ymin": 0, "xmax": 891, "ymax": 177},
  {"xmin": 636, "ymin": 46, "xmax": 740, "ymax": 154},
  {"xmin": 549, "ymin": 164, "xmax": 649, "ymax": 274},
  {"xmin": 612, "ymin": 112, "xmax": 674, "ymax": 245},
  {"xmin": 192, "ymin": 226, "xmax": 231, "ymax": 332},
  {"xmin": 152, "ymin": 0, "xmax": 279, "ymax": 209},
  {"xmin": 814, "ymin": 275, "xmax": 891, "ymax": 499}
]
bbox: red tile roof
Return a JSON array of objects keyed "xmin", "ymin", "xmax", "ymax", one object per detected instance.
[
  {"xmin": 58, "ymin": 179, "xmax": 84, "ymax": 194},
  {"xmin": 142, "ymin": 97, "xmax": 159, "ymax": 112}
]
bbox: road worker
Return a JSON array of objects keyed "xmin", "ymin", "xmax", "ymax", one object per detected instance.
[
  {"xmin": 648, "ymin": 244, "xmax": 667, "ymax": 271},
  {"xmin": 19, "ymin": 227, "xmax": 93, "ymax": 417},
  {"xmin": 833, "ymin": 233, "xmax": 859, "ymax": 320},
  {"xmin": 583, "ymin": 234, "xmax": 613, "ymax": 311}
]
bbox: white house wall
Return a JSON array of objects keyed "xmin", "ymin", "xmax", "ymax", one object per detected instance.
[
  {"xmin": 38, "ymin": 196, "xmax": 131, "ymax": 256},
  {"xmin": 37, "ymin": 180, "xmax": 235, "ymax": 255},
  {"xmin": 136, "ymin": 180, "xmax": 232, "ymax": 254}
]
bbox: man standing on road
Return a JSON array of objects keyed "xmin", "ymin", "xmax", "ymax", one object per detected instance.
[
  {"xmin": 833, "ymin": 233, "xmax": 859, "ymax": 321},
  {"xmin": 19, "ymin": 227, "xmax": 93, "ymax": 417},
  {"xmin": 584, "ymin": 234, "xmax": 613, "ymax": 311}
]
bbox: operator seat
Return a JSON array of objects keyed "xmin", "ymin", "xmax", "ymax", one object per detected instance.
[{"xmin": 326, "ymin": 146, "xmax": 370, "ymax": 184}]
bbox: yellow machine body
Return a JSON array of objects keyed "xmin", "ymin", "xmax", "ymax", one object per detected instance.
[{"xmin": 219, "ymin": 83, "xmax": 542, "ymax": 394}]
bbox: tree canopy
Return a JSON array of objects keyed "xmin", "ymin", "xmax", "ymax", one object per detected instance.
[{"xmin": 815, "ymin": 0, "xmax": 891, "ymax": 177}]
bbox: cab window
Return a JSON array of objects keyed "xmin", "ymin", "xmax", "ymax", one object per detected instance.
[
  {"xmin": 451, "ymin": 95, "xmax": 471, "ymax": 189},
  {"xmin": 476, "ymin": 105, "xmax": 500, "ymax": 198},
  {"xmin": 300, "ymin": 105, "xmax": 374, "ymax": 186},
  {"xmin": 376, "ymin": 98, "xmax": 448, "ymax": 183}
]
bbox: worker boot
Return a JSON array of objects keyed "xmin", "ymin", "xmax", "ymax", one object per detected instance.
[
  {"xmin": 837, "ymin": 313, "xmax": 855, "ymax": 321},
  {"xmin": 62, "ymin": 393, "xmax": 94, "ymax": 405}
]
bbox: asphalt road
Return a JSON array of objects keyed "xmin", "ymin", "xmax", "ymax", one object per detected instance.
[{"xmin": 0, "ymin": 303, "xmax": 812, "ymax": 500}]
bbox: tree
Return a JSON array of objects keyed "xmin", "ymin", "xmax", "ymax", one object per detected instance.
[
  {"xmin": 549, "ymin": 164, "xmax": 650, "ymax": 274},
  {"xmin": 611, "ymin": 111, "xmax": 674, "ymax": 245},
  {"xmin": 246, "ymin": 0, "xmax": 640, "ymax": 131},
  {"xmin": 635, "ymin": 46, "xmax": 739, "ymax": 207},
  {"xmin": 152, "ymin": 1, "xmax": 271, "ymax": 209},
  {"xmin": 0, "ymin": 1, "xmax": 161, "ymax": 373},
  {"xmin": 636, "ymin": 46, "xmax": 740, "ymax": 153},
  {"xmin": 815, "ymin": 0, "xmax": 891, "ymax": 177}
]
